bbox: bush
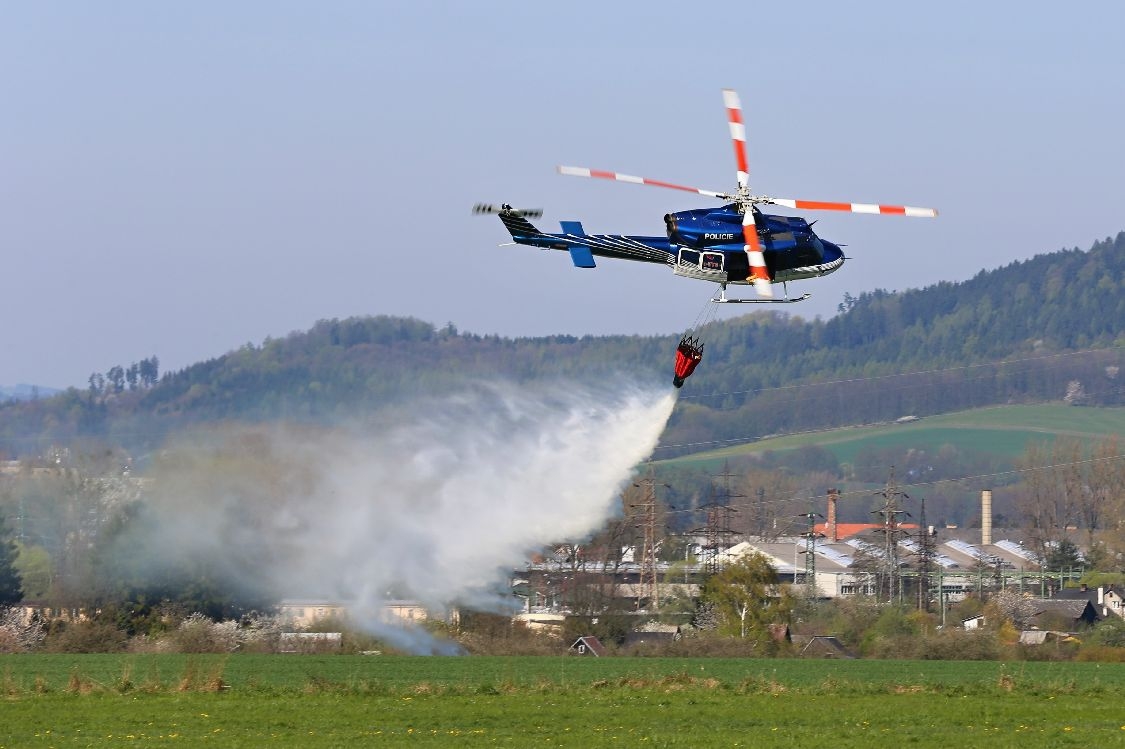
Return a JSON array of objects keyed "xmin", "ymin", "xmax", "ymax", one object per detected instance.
[
  {"xmin": 637, "ymin": 632, "xmax": 784, "ymax": 658},
  {"xmin": 1083, "ymin": 617, "xmax": 1125, "ymax": 648},
  {"xmin": 862, "ymin": 634, "xmax": 922, "ymax": 659},
  {"xmin": 562, "ymin": 614, "xmax": 634, "ymax": 647},
  {"xmin": 292, "ymin": 613, "xmax": 400, "ymax": 655},
  {"xmin": 124, "ymin": 634, "xmax": 174, "ymax": 654},
  {"xmin": 859, "ymin": 606, "xmax": 924, "ymax": 657},
  {"xmin": 44, "ymin": 620, "xmax": 128, "ymax": 653},
  {"xmin": 456, "ymin": 618, "xmax": 560, "ymax": 656},
  {"xmin": 172, "ymin": 613, "xmax": 242, "ymax": 653},
  {"xmin": 919, "ymin": 630, "xmax": 1004, "ymax": 661},
  {"xmin": 239, "ymin": 614, "xmax": 282, "ymax": 653},
  {"xmin": 0, "ymin": 607, "xmax": 46, "ymax": 653},
  {"xmin": 801, "ymin": 598, "xmax": 881, "ymax": 650},
  {"xmin": 1017, "ymin": 640, "xmax": 1080, "ymax": 661},
  {"xmin": 1076, "ymin": 646, "xmax": 1125, "ymax": 662}
]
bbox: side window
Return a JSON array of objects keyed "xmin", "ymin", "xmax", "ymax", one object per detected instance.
[
  {"xmin": 678, "ymin": 249, "xmax": 700, "ymax": 267},
  {"xmin": 702, "ymin": 252, "xmax": 724, "ymax": 271}
]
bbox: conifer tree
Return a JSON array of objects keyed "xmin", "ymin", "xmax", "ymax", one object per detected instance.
[{"xmin": 0, "ymin": 514, "xmax": 23, "ymax": 605}]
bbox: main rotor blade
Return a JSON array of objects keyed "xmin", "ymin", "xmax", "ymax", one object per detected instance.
[
  {"xmin": 741, "ymin": 210, "xmax": 772, "ymax": 297},
  {"xmin": 768, "ymin": 198, "xmax": 938, "ymax": 218},
  {"xmin": 557, "ymin": 166, "xmax": 728, "ymax": 199},
  {"xmin": 722, "ymin": 89, "xmax": 749, "ymax": 190}
]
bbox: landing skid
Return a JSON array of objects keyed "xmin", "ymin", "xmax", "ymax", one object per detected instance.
[
  {"xmin": 712, "ymin": 294, "xmax": 811, "ymax": 304},
  {"xmin": 712, "ymin": 283, "xmax": 811, "ymax": 304}
]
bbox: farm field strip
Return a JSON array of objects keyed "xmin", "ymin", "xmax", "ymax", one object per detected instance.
[
  {"xmin": 663, "ymin": 404, "xmax": 1125, "ymax": 466},
  {"xmin": 3, "ymin": 691, "xmax": 1124, "ymax": 747},
  {"xmin": 7, "ymin": 653, "xmax": 1125, "ymax": 691},
  {"xmin": 3, "ymin": 656, "xmax": 1125, "ymax": 747}
]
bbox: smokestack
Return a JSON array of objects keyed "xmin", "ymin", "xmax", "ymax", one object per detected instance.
[
  {"xmin": 826, "ymin": 488, "xmax": 839, "ymax": 543},
  {"xmin": 981, "ymin": 490, "xmax": 993, "ymax": 546}
]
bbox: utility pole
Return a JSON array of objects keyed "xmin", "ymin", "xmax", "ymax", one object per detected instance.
[
  {"xmin": 755, "ymin": 487, "xmax": 767, "ymax": 540},
  {"xmin": 872, "ymin": 466, "xmax": 910, "ymax": 604}
]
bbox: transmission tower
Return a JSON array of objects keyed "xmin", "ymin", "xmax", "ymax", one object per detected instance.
[
  {"xmin": 753, "ymin": 486, "xmax": 767, "ymax": 539},
  {"xmin": 630, "ymin": 467, "xmax": 665, "ymax": 610},
  {"xmin": 797, "ymin": 512, "xmax": 825, "ymax": 594},
  {"xmin": 872, "ymin": 466, "xmax": 911, "ymax": 604},
  {"xmin": 691, "ymin": 462, "xmax": 741, "ymax": 575},
  {"xmin": 913, "ymin": 495, "xmax": 935, "ymax": 612}
]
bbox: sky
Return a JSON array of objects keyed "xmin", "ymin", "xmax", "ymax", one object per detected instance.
[{"xmin": 3, "ymin": 1, "xmax": 1123, "ymax": 389}]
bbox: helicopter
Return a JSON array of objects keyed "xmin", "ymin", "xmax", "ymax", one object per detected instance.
[{"xmin": 475, "ymin": 89, "xmax": 936, "ymax": 303}]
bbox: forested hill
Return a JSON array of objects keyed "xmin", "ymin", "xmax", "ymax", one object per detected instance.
[
  {"xmin": 2, "ymin": 232, "xmax": 1123, "ymax": 458},
  {"xmin": 668, "ymin": 232, "xmax": 1125, "ymax": 450}
]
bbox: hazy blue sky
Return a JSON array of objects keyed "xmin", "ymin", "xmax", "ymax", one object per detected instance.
[{"xmin": 3, "ymin": 1, "xmax": 1123, "ymax": 388}]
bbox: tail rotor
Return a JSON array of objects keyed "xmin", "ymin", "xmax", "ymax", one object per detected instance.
[{"xmin": 472, "ymin": 203, "xmax": 543, "ymax": 219}]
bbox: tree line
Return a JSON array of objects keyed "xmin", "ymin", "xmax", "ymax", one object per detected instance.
[{"xmin": 86, "ymin": 357, "xmax": 161, "ymax": 398}]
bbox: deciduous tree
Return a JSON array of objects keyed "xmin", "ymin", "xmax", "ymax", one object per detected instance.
[{"xmin": 701, "ymin": 552, "xmax": 792, "ymax": 651}]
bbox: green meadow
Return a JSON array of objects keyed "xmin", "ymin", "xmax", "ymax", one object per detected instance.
[
  {"xmin": 663, "ymin": 404, "xmax": 1125, "ymax": 469},
  {"xmin": 3, "ymin": 655, "xmax": 1125, "ymax": 747}
]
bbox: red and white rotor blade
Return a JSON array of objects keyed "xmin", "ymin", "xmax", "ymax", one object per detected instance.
[
  {"xmin": 769, "ymin": 198, "xmax": 937, "ymax": 218},
  {"xmin": 722, "ymin": 89, "xmax": 750, "ymax": 190},
  {"xmin": 557, "ymin": 166, "xmax": 727, "ymax": 199},
  {"xmin": 742, "ymin": 211, "xmax": 772, "ymax": 297}
]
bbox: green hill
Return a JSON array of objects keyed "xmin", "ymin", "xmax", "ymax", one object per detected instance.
[
  {"xmin": 1, "ymin": 232, "xmax": 1122, "ymax": 459},
  {"xmin": 666, "ymin": 231, "xmax": 1125, "ymax": 451}
]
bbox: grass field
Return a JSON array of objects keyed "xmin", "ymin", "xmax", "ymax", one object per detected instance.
[
  {"xmin": 3, "ymin": 655, "xmax": 1125, "ymax": 747},
  {"xmin": 662, "ymin": 403, "xmax": 1125, "ymax": 469}
]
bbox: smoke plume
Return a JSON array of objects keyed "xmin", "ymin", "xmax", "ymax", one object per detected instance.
[{"xmin": 128, "ymin": 381, "xmax": 675, "ymax": 652}]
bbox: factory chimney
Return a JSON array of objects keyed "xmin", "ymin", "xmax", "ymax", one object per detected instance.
[
  {"xmin": 826, "ymin": 488, "xmax": 839, "ymax": 542},
  {"xmin": 981, "ymin": 490, "xmax": 993, "ymax": 546}
]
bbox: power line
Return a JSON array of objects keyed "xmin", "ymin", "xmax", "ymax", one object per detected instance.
[{"xmin": 659, "ymin": 452, "xmax": 1125, "ymax": 516}]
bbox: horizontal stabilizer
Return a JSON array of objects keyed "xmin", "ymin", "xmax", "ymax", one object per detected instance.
[
  {"xmin": 560, "ymin": 220, "xmax": 586, "ymax": 236},
  {"xmin": 568, "ymin": 245, "xmax": 596, "ymax": 268}
]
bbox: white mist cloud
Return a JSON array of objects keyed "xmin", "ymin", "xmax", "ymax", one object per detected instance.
[{"xmin": 138, "ymin": 381, "xmax": 675, "ymax": 653}]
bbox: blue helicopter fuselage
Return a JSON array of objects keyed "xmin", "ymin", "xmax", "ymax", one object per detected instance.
[{"xmin": 497, "ymin": 203, "xmax": 845, "ymax": 287}]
